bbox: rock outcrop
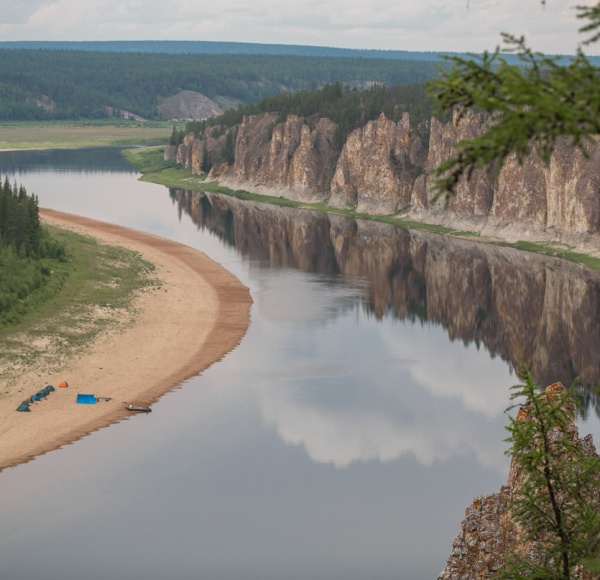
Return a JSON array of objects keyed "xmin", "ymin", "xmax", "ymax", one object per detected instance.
[
  {"xmin": 166, "ymin": 108, "xmax": 600, "ymax": 246},
  {"xmin": 329, "ymin": 112, "xmax": 425, "ymax": 214},
  {"xmin": 216, "ymin": 113, "xmax": 338, "ymax": 203},
  {"xmin": 421, "ymin": 108, "xmax": 494, "ymax": 217},
  {"xmin": 438, "ymin": 382, "xmax": 599, "ymax": 580},
  {"xmin": 156, "ymin": 90, "xmax": 223, "ymax": 121}
]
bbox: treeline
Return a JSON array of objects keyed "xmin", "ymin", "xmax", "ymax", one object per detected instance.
[
  {"xmin": 0, "ymin": 178, "xmax": 66, "ymax": 326},
  {"xmin": 183, "ymin": 82, "xmax": 447, "ymax": 148},
  {"xmin": 0, "ymin": 40, "xmax": 455, "ymax": 61},
  {"xmin": 0, "ymin": 49, "xmax": 442, "ymax": 120},
  {"xmin": 0, "ymin": 178, "xmax": 43, "ymax": 256}
]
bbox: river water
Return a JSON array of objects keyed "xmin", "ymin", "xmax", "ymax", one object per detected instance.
[{"xmin": 0, "ymin": 147, "xmax": 599, "ymax": 580}]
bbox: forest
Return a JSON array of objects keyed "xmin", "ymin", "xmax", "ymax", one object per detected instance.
[
  {"xmin": 0, "ymin": 178, "xmax": 66, "ymax": 326},
  {"xmin": 0, "ymin": 40, "xmax": 457, "ymax": 60},
  {"xmin": 0, "ymin": 48, "xmax": 442, "ymax": 120},
  {"xmin": 180, "ymin": 81, "xmax": 447, "ymax": 151}
]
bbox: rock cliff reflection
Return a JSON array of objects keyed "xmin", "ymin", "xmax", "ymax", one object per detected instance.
[{"xmin": 171, "ymin": 188, "xmax": 600, "ymax": 398}]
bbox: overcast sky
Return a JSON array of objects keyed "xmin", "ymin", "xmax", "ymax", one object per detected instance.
[{"xmin": 0, "ymin": 0, "xmax": 595, "ymax": 55}]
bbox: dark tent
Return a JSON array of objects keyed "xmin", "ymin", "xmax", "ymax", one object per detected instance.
[
  {"xmin": 45, "ymin": 385, "xmax": 56, "ymax": 393},
  {"xmin": 16, "ymin": 402, "xmax": 31, "ymax": 412},
  {"xmin": 35, "ymin": 390, "xmax": 48, "ymax": 399}
]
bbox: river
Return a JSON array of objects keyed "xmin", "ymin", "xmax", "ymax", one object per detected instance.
[{"xmin": 0, "ymin": 147, "xmax": 599, "ymax": 580}]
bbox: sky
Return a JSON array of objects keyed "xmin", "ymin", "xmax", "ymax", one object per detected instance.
[{"xmin": 0, "ymin": 0, "xmax": 595, "ymax": 55}]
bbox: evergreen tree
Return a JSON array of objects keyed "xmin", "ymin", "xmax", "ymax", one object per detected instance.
[
  {"xmin": 500, "ymin": 370, "xmax": 600, "ymax": 579},
  {"xmin": 169, "ymin": 126, "xmax": 184, "ymax": 146},
  {"xmin": 201, "ymin": 140, "xmax": 212, "ymax": 173},
  {"xmin": 0, "ymin": 176, "xmax": 67, "ymax": 327},
  {"xmin": 0, "ymin": 176, "xmax": 49, "ymax": 257},
  {"xmin": 220, "ymin": 129, "xmax": 236, "ymax": 165},
  {"xmin": 427, "ymin": 4, "xmax": 600, "ymax": 198}
]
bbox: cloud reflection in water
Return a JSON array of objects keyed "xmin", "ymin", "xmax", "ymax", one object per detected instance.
[{"xmin": 248, "ymin": 268, "xmax": 513, "ymax": 472}]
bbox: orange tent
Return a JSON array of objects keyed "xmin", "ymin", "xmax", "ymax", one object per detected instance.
[{"xmin": 58, "ymin": 380, "xmax": 69, "ymax": 388}]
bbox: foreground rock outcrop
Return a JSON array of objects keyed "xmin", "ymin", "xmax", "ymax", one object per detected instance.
[
  {"xmin": 438, "ymin": 382, "xmax": 599, "ymax": 579},
  {"xmin": 166, "ymin": 108, "xmax": 600, "ymax": 248}
]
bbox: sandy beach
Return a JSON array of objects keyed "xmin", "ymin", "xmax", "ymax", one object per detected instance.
[{"xmin": 0, "ymin": 208, "xmax": 252, "ymax": 472}]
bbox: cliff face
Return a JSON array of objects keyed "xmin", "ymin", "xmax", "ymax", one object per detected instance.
[
  {"xmin": 438, "ymin": 382, "xmax": 599, "ymax": 580},
  {"xmin": 215, "ymin": 113, "xmax": 338, "ymax": 202},
  {"xmin": 330, "ymin": 112, "xmax": 426, "ymax": 214},
  {"xmin": 422, "ymin": 108, "xmax": 494, "ymax": 216},
  {"xmin": 166, "ymin": 108, "xmax": 600, "ymax": 242}
]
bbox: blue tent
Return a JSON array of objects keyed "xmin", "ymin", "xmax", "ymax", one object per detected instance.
[
  {"xmin": 16, "ymin": 401, "xmax": 30, "ymax": 412},
  {"xmin": 76, "ymin": 394, "xmax": 97, "ymax": 405}
]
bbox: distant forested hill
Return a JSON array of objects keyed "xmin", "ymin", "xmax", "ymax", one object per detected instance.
[
  {"xmin": 0, "ymin": 46, "xmax": 443, "ymax": 121},
  {"xmin": 0, "ymin": 40, "xmax": 452, "ymax": 60}
]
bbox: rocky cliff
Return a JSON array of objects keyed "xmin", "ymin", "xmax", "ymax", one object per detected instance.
[
  {"xmin": 438, "ymin": 382, "xmax": 599, "ymax": 580},
  {"xmin": 166, "ymin": 108, "xmax": 600, "ymax": 246}
]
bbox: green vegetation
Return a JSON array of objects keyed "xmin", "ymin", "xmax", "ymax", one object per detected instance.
[
  {"xmin": 185, "ymin": 82, "xmax": 444, "ymax": 149},
  {"xmin": 0, "ymin": 120, "xmax": 175, "ymax": 150},
  {"xmin": 500, "ymin": 369, "xmax": 600, "ymax": 579},
  {"xmin": 0, "ymin": 49, "xmax": 442, "ymax": 121},
  {"xmin": 0, "ymin": 173, "xmax": 158, "ymax": 380},
  {"xmin": 0, "ymin": 224, "xmax": 158, "ymax": 391},
  {"xmin": 0, "ymin": 243, "xmax": 67, "ymax": 328},
  {"xmin": 0, "ymin": 178, "xmax": 66, "ymax": 327},
  {"xmin": 123, "ymin": 146, "xmax": 179, "ymax": 174},
  {"xmin": 509, "ymin": 241, "xmax": 600, "ymax": 270},
  {"xmin": 0, "ymin": 40, "xmax": 464, "ymax": 61}
]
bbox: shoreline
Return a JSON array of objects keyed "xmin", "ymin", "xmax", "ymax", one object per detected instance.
[
  {"xmin": 0, "ymin": 209, "xmax": 252, "ymax": 472},
  {"xmin": 129, "ymin": 149, "xmax": 600, "ymax": 272}
]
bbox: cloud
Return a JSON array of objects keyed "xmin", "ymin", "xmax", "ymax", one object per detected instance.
[
  {"xmin": 1, "ymin": 0, "xmax": 49, "ymax": 24},
  {"xmin": 0, "ymin": 0, "xmax": 591, "ymax": 54}
]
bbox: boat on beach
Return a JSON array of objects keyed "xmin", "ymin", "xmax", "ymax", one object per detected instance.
[{"xmin": 124, "ymin": 403, "xmax": 152, "ymax": 413}]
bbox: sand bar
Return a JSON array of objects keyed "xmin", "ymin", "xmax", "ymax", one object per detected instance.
[{"xmin": 0, "ymin": 208, "xmax": 252, "ymax": 472}]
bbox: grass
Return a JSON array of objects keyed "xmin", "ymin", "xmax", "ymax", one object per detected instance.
[
  {"xmin": 0, "ymin": 225, "xmax": 159, "ymax": 393},
  {"xmin": 123, "ymin": 146, "xmax": 178, "ymax": 174},
  {"xmin": 0, "ymin": 120, "xmax": 181, "ymax": 150},
  {"xmin": 505, "ymin": 240, "xmax": 600, "ymax": 270}
]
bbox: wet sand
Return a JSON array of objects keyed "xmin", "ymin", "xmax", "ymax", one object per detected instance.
[{"xmin": 0, "ymin": 209, "xmax": 252, "ymax": 472}]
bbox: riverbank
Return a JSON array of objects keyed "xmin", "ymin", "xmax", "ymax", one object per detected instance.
[
  {"xmin": 0, "ymin": 209, "xmax": 252, "ymax": 472},
  {"xmin": 125, "ymin": 147, "xmax": 600, "ymax": 271}
]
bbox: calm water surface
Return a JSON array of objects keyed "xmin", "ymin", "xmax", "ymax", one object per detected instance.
[{"xmin": 1, "ymin": 148, "xmax": 599, "ymax": 580}]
